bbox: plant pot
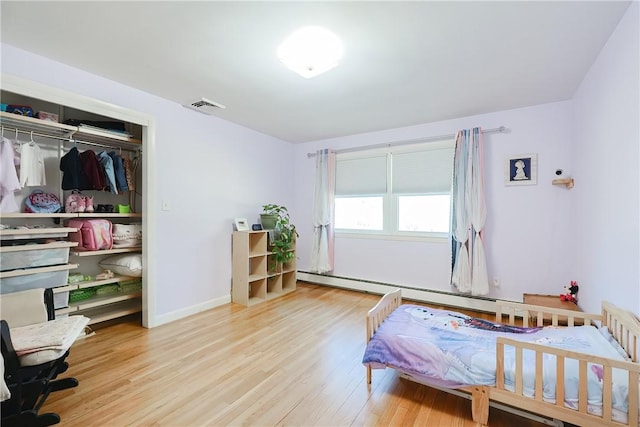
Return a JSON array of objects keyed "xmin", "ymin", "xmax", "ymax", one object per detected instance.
[{"xmin": 260, "ymin": 214, "xmax": 278, "ymax": 230}]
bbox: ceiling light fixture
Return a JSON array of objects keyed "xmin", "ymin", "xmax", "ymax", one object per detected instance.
[{"xmin": 277, "ymin": 26, "xmax": 344, "ymax": 78}]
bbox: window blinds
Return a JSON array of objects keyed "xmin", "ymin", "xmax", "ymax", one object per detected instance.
[
  {"xmin": 335, "ymin": 140, "xmax": 455, "ymax": 196},
  {"xmin": 392, "ymin": 146, "xmax": 454, "ymax": 194},
  {"xmin": 335, "ymin": 155, "xmax": 387, "ymax": 195}
]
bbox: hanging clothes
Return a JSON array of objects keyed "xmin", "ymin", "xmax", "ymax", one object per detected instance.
[
  {"xmin": 60, "ymin": 146, "xmax": 85, "ymax": 190},
  {"xmin": 123, "ymin": 157, "xmax": 136, "ymax": 192},
  {"xmin": 108, "ymin": 151, "xmax": 128, "ymax": 192},
  {"xmin": 98, "ymin": 151, "xmax": 118, "ymax": 194},
  {"xmin": 0, "ymin": 137, "xmax": 22, "ymax": 213},
  {"xmin": 79, "ymin": 150, "xmax": 105, "ymax": 191},
  {"xmin": 18, "ymin": 141, "xmax": 46, "ymax": 187}
]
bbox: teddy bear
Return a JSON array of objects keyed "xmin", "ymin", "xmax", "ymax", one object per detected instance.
[{"xmin": 560, "ymin": 280, "xmax": 579, "ymax": 304}]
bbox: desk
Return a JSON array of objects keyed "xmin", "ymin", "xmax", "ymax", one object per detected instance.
[{"xmin": 523, "ymin": 293, "xmax": 583, "ymax": 325}]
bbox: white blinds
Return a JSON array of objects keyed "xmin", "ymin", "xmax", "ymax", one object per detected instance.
[
  {"xmin": 392, "ymin": 146, "xmax": 454, "ymax": 194},
  {"xmin": 335, "ymin": 155, "xmax": 387, "ymax": 195},
  {"xmin": 335, "ymin": 140, "xmax": 454, "ymax": 196}
]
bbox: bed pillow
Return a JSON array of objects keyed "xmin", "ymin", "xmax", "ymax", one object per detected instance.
[
  {"xmin": 99, "ymin": 253, "xmax": 142, "ymax": 277},
  {"xmin": 599, "ymin": 326, "xmax": 631, "ymax": 360}
]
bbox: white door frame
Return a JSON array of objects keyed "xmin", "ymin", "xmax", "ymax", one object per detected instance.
[{"xmin": 2, "ymin": 74, "xmax": 157, "ymax": 328}]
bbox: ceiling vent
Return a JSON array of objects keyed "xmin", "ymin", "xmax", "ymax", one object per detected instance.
[{"xmin": 183, "ymin": 97, "xmax": 226, "ymax": 115}]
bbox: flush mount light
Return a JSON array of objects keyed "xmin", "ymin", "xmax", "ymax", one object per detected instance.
[{"xmin": 277, "ymin": 26, "xmax": 344, "ymax": 78}]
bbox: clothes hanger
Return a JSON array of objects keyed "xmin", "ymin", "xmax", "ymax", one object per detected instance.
[{"xmin": 29, "ymin": 131, "xmax": 35, "ymax": 146}]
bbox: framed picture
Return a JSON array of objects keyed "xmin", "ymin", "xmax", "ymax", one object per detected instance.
[
  {"xmin": 505, "ymin": 154, "xmax": 537, "ymax": 186},
  {"xmin": 234, "ymin": 218, "xmax": 249, "ymax": 231}
]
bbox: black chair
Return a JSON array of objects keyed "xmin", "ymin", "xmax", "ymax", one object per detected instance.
[{"xmin": 1, "ymin": 289, "xmax": 89, "ymax": 427}]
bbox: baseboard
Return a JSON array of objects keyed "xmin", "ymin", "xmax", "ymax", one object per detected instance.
[
  {"xmin": 297, "ymin": 271, "xmax": 505, "ymax": 314},
  {"xmin": 151, "ymin": 294, "xmax": 231, "ymax": 327}
]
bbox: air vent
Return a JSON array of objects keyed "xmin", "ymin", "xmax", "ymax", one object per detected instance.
[{"xmin": 183, "ymin": 97, "xmax": 226, "ymax": 115}]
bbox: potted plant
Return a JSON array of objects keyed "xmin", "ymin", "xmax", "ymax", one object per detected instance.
[{"xmin": 261, "ymin": 204, "xmax": 298, "ymax": 270}]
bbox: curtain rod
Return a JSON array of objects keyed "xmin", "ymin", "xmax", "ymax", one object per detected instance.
[{"xmin": 306, "ymin": 126, "xmax": 506, "ymax": 158}]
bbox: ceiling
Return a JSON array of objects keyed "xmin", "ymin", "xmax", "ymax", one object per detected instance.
[{"xmin": 0, "ymin": 1, "xmax": 631, "ymax": 143}]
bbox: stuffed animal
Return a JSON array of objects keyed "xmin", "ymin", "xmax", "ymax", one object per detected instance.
[{"xmin": 560, "ymin": 280, "xmax": 579, "ymax": 304}]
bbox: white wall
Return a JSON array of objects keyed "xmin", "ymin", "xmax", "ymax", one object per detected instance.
[
  {"xmin": 293, "ymin": 101, "xmax": 575, "ymax": 302},
  {"xmin": 2, "ymin": 44, "xmax": 294, "ymax": 324},
  {"xmin": 570, "ymin": 2, "xmax": 640, "ymax": 315}
]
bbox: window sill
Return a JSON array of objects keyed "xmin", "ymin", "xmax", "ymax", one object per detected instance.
[{"xmin": 335, "ymin": 232, "xmax": 448, "ymax": 243}]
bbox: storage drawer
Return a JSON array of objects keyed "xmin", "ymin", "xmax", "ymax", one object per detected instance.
[
  {"xmin": 1, "ymin": 246, "xmax": 70, "ymax": 271},
  {"xmin": 0, "ymin": 269, "xmax": 70, "ymax": 294},
  {"xmin": 53, "ymin": 291, "xmax": 70, "ymax": 309}
]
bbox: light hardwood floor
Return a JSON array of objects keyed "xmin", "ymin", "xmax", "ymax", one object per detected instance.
[{"xmin": 44, "ymin": 283, "xmax": 547, "ymax": 426}]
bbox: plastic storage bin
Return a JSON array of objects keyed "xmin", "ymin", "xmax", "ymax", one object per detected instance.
[
  {"xmin": 1, "ymin": 246, "xmax": 70, "ymax": 271},
  {"xmin": 0, "ymin": 269, "xmax": 70, "ymax": 294},
  {"xmin": 53, "ymin": 291, "xmax": 70, "ymax": 309}
]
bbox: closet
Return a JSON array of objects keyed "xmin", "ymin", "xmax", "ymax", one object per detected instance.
[{"xmin": 0, "ymin": 88, "xmax": 146, "ymax": 327}]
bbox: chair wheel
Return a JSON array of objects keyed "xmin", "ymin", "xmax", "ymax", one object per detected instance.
[
  {"xmin": 36, "ymin": 412, "xmax": 61, "ymax": 426},
  {"xmin": 49, "ymin": 377, "xmax": 78, "ymax": 392}
]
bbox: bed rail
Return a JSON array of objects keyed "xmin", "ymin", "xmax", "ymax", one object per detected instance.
[
  {"xmin": 365, "ymin": 288, "xmax": 401, "ymax": 384},
  {"xmin": 602, "ymin": 301, "xmax": 640, "ymax": 363},
  {"xmin": 496, "ymin": 301, "xmax": 603, "ymax": 327},
  {"xmin": 494, "ymin": 337, "xmax": 640, "ymax": 427}
]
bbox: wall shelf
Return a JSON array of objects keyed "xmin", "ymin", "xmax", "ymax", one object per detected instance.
[{"xmin": 552, "ymin": 178, "xmax": 574, "ymax": 189}]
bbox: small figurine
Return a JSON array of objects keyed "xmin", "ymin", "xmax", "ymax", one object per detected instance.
[{"xmin": 560, "ymin": 280, "xmax": 579, "ymax": 304}]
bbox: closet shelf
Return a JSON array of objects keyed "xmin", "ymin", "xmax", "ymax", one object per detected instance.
[
  {"xmin": 0, "ymin": 241, "xmax": 78, "ymax": 253},
  {"xmin": 70, "ymin": 247, "xmax": 141, "ymax": 257},
  {"xmin": 1, "ymin": 213, "xmax": 141, "ymax": 219},
  {"xmin": 74, "ymin": 125, "xmax": 141, "ymax": 146},
  {"xmin": 77, "ymin": 299, "xmax": 142, "ymax": 325},
  {"xmin": 77, "ymin": 213, "xmax": 142, "ymax": 218},
  {"xmin": 0, "ymin": 263, "xmax": 79, "ymax": 279},
  {"xmin": 72, "ymin": 290, "xmax": 142, "ymax": 311},
  {"xmin": 0, "ymin": 227, "xmax": 78, "ymax": 238},
  {"xmin": 1, "ymin": 213, "xmax": 77, "ymax": 219},
  {"xmin": 0, "ymin": 111, "xmax": 142, "ymax": 148},
  {"xmin": 0, "ymin": 112, "xmax": 75, "ymax": 136},
  {"xmin": 76, "ymin": 275, "xmax": 139, "ymax": 290}
]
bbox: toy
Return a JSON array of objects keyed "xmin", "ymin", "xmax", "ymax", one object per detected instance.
[{"xmin": 560, "ymin": 280, "xmax": 579, "ymax": 304}]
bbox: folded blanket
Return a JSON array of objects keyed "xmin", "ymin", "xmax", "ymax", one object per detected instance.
[{"xmin": 11, "ymin": 316, "xmax": 90, "ymax": 356}]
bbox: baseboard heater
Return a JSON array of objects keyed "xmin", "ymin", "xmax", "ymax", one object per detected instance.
[{"xmin": 297, "ymin": 271, "xmax": 518, "ymax": 314}]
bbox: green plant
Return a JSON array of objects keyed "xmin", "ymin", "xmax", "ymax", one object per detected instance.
[{"xmin": 261, "ymin": 204, "xmax": 298, "ymax": 268}]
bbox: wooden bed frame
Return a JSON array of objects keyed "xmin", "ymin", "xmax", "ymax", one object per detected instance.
[{"xmin": 366, "ymin": 290, "xmax": 640, "ymax": 427}]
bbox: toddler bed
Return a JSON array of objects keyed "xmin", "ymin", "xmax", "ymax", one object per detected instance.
[{"xmin": 363, "ymin": 290, "xmax": 640, "ymax": 426}]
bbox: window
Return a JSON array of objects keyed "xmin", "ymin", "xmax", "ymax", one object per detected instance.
[{"xmin": 334, "ymin": 140, "xmax": 454, "ymax": 237}]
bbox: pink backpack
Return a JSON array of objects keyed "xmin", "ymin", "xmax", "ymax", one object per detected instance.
[{"xmin": 67, "ymin": 219, "xmax": 113, "ymax": 251}]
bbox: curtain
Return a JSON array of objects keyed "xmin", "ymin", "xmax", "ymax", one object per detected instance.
[
  {"xmin": 451, "ymin": 128, "xmax": 489, "ymax": 295},
  {"xmin": 309, "ymin": 149, "xmax": 335, "ymax": 273}
]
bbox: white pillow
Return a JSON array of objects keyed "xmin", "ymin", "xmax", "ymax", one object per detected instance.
[
  {"xmin": 599, "ymin": 326, "xmax": 631, "ymax": 360},
  {"xmin": 99, "ymin": 254, "xmax": 142, "ymax": 277}
]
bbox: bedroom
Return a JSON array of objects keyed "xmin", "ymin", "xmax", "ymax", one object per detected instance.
[
  {"xmin": 0, "ymin": 1, "xmax": 639, "ymax": 425},
  {"xmin": 1, "ymin": 0, "xmax": 637, "ymax": 325}
]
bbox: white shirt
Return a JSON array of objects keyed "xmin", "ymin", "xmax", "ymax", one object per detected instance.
[
  {"xmin": 19, "ymin": 142, "xmax": 46, "ymax": 187},
  {"xmin": 0, "ymin": 137, "xmax": 22, "ymax": 212}
]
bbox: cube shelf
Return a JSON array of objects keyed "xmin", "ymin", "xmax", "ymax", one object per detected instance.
[{"xmin": 232, "ymin": 230, "xmax": 296, "ymax": 306}]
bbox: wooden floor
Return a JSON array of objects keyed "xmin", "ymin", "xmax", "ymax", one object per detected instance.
[{"xmin": 44, "ymin": 283, "xmax": 548, "ymax": 426}]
